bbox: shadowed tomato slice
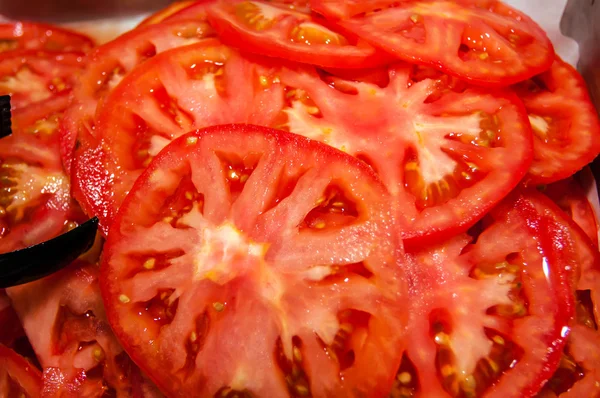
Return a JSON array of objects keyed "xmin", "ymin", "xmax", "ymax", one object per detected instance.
[
  {"xmin": 100, "ymin": 124, "xmax": 406, "ymax": 397},
  {"xmin": 317, "ymin": 0, "xmax": 554, "ymax": 86},
  {"xmin": 6, "ymin": 261, "xmax": 139, "ymax": 397},
  {"xmin": 274, "ymin": 63, "xmax": 533, "ymax": 244},
  {"xmin": 206, "ymin": 0, "xmax": 391, "ymax": 68},
  {"xmin": 71, "ymin": 40, "xmax": 284, "ymax": 234},
  {"xmin": 544, "ymin": 177, "xmax": 599, "ymax": 248},
  {"xmin": 0, "ymin": 22, "xmax": 94, "ymax": 53},
  {"xmin": 0, "ymin": 50, "xmax": 85, "ymax": 110},
  {"xmin": 0, "ymin": 290, "xmax": 24, "ymax": 346},
  {"xmin": 391, "ymin": 190, "xmax": 573, "ymax": 397},
  {"xmin": 0, "ymin": 343, "xmax": 42, "ymax": 398},
  {"xmin": 0, "ymin": 94, "xmax": 85, "ymax": 254},
  {"xmin": 515, "ymin": 58, "xmax": 600, "ymax": 184},
  {"xmin": 137, "ymin": 1, "xmax": 198, "ymax": 26},
  {"xmin": 60, "ymin": 19, "xmax": 216, "ymax": 173}
]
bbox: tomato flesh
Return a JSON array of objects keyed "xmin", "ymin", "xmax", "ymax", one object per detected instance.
[
  {"xmin": 0, "ymin": 344, "xmax": 43, "ymax": 398},
  {"xmin": 0, "ymin": 22, "xmax": 94, "ymax": 53},
  {"xmin": 101, "ymin": 124, "xmax": 406, "ymax": 397}
]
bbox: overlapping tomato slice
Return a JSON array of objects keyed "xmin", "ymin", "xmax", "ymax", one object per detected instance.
[
  {"xmin": 515, "ymin": 58, "xmax": 600, "ymax": 184},
  {"xmin": 100, "ymin": 124, "xmax": 407, "ymax": 397},
  {"xmin": 390, "ymin": 190, "xmax": 573, "ymax": 397},
  {"xmin": 206, "ymin": 0, "xmax": 391, "ymax": 68},
  {"xmin": 0, "ymin": 343, "xmax": 42, "ymax": 398},
  {"xmin": 0, "ymin": 22, "xmax": 94, "ymax": 53},
  {"xmin": 71, "ymin": 40, "xmax": 284, "ymax": 234},
  {"xmin": 274, "ymin": 64, "xmax": 533, "ymax": 243},
  {"xmin": 59, "ymin": 18, "xmax": 216, "ymax": 172},
  {"xmin": 313, "ymin": 0, "xmax": 554, "ymax": 86}
]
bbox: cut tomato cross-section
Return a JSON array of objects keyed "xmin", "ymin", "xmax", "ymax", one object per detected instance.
[
  {"xmin": 100, "ymin": 124, "xmax": 407, "ymax": 397},
  {"xmin": 0, "ymin": 22, "xmax": 94, "ymax": 53},
  {"xmin": 0, "ymin": 343, "xmax": 42, "ymax": 398}
]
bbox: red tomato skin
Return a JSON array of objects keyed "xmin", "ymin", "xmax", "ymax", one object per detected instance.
[
  {"xmin": 206, "ymin": 0, "xmax": 392, "ymax": 68},
  {"xmin": 0, "ymin": 22, "xmax": 95, "ymax": 53},
  {"xmin": 0, "ymin": 343, "xmax": 43, "ymax": 397}
]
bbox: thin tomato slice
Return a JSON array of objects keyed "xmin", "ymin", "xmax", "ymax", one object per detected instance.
[
  {"xmin": 0, "ymin": 94, "xmax": 85, "ymax": 254},
  {"xmin": 515, "ymin": 58, "xmax": 600, "ymax": 184},
  {"xmin": 544, "ymin": 177, "xmax": 599, "ymax": 248},
  {"xmin": 60, "ymin": 19, "xmax": 215, "ymax": 173},
  {"xmin": 0, "ymin": 344, "xmax": 42, "ymax": 398},
  {"xmin": 206, "ymin": 0, "xmax": 391, "ymax": 68},
  {"xmin": 274, "ymin": 64, "xmax": 533, "ymax": 244},
  {"xmin": 0, "ymin": 22, "xmax": 94, "ymax": 53},
  {"xmin": 71, "ymin": 40, "xmax": 284, "ymax": 234},
  {"xmin": 101, "ymin": 124, "xmax": 406, "ymax": 397},
  {"xmin": 392, "ymin": 190, "xmax": 573, "ymax": 397},
  {"xmin": 6, "ymin": 261, "xmax": 138, "ymax": 397},
  {"xmin": 318, "ymin": 0, "xmax": 554, "ymax": 86},
  {"xmin": 0, "ymin": 50, "xmax": 85, "ymax": 110}
]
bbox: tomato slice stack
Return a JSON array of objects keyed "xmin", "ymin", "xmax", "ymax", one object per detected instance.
[{"xmin": 0, "ymin": 1, "xmax": 599, "ymax": 397}]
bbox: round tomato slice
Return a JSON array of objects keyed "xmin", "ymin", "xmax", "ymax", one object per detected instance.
[
  {"xmin": 0, "ymin": 22, "xmax": 94, "ymax": 53},
  {"xmin": 318, "ymin": 0, "xmax": 554, "ymax": 86},
  {"xmin": 6, "ymin": 261, "xmax": 138, "ymax": 397},
  {"xmin": 392, "ymin": 190, "xmax": 573, "ymax": 397},
  {"xmin": 515, "ymin": 58, "xmax": 600, "ymax": 184},
  {"xmin": 71, "ymin": 40, "xmax": 284, "ymax": 234},
  {"xmin": 100, "ymin": 124, "xmax": 406, "ymax": 397},
  {"xmin": 206, "ymin": 0, "xmax": 391, "ymax": 68},
  {"xmin": 274, "ymin": 64, "xmax": 533, "ymax": 244},
  {"xmin": 0, "ymin": 50, "xmax": 85, "ymax": 110},
  {"xmin": 0, "ymin": 343, "xmax": 42, "ymax": 398},
  {"xmin": 60, "ymin": 19, "xmax": 216, "ymax": 173},
  {"xmin": 544, "ymin": 177, "xmax": 599, "ymax": 249},
  {"xmin": 0, "ymin": 94, "xmax": 85, "ymax": 254}
]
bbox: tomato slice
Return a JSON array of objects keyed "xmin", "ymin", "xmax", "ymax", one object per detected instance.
[
  {"xmin": 0, "ymin": 50, "xmax": 85, "ymax": 110},
  {"xmin": 137, "ymin": 1, "xmax": 198, "ymax": 26},
  {"xmin": 100, "ymin": 124, "xmax": 406, "ymax": 397},
  {"xmin": 6, "ymin": 261, "xmax": 138, "ymax": 396},
  {"xmin": 514, "ymin": 58, "xmax": 600, "ymax": 184},
  {"xmin": 0, "ymin": 93, "xmax": 85, "ymax": 253},
  {"xmin": 391, "ymin": 190, "xmax": 573, "ymax": 397},
  {"xmin": 0, "ymin": 290, "xmax": 24, "ymax": 346},
  {"xmin": 544, "ymin": 177, "xmax": 599, "ymax": 249},
  {"xmin": 0, "ymin": 22, "xmax": 94, "ymax": 53},
  {"xmin": 0, "ymin": 343, "xmax": 42, "ymax": 398},
  {"xmin": 316, "ymin": 0, "xmax": 554, "ymax": 86},
  {"xmin": 206, "ymin": 0, "xmax": 392, "ymax": 68},
  {"xmin": 275, "ymin": 64, "xmax": 533, "ymax": 244},
  {"xmin": 71, "ymin": 40, "xmax": 284, "ymax": 234},
  {"xmin": 59, "ymin": 19, "xmax": 216, "ymax": 173}
]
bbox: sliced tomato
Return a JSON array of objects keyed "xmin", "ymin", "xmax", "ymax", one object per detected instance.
[
  {"xmin": 315, "ymin": 0, "xmax": 554, "ymax": 86},
  {"xmin": 206, "ymin": 0, "xmax": 391, "ymax": 68},
  {"xmin": 0, "ymin": 290, "xmax": 24, "ymax": 346},
  {"xmin": 137, "ymin": 1, "xmax": 198, "ymax": 26},
  {"xmin": 0, "ymin": 343, "xmax": 43, "ymax": 398},
  {"xmin": 6, "ymin": 261, "xmax": 137, "ymax": 397},
  {"xmin": 0, "ymin": 94, "xmax": 85, "ymax": 253},
  {"xmin": 274, "ymin": 63, "xmax": 533, "ymax": 244},
  {"xmin": 0, "ymin": 50, "xmax": 85, "ymax": 110},
  {"xmin": 60, "ymin": 19, "xmax": 216, "ymax": 173},
  {"xmin": 100, "ymin": 124, "xmax": 406, "ymax": 397},
  {"xmin": 71, "ymin": 40, "xmax": 284, "ymax": 234},
  {"xmin": 544, "ymin": 177, "xmax": 599, "ymax": 248},
  {"xmin": 514, "ymin": 58, "xmax": 600, "ymax": 184},
  {"xmin": 0, "ymin": 22, "xmax": 94, "ymax": 53},
  {"xmin": 391, "ymin": 190, "xmax": 573, "ymax": 397}
]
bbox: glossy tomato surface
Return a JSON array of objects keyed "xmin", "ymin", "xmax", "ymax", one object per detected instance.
[
  {"xmin": 0, "ymin": 343, "xmax": 42, "ymax": 398},
  {"xmin": 314, "ymin": 0, "xmax": 554, "ymax": 86},
  {"xmin": 206, "ymin": 0, "xmax": 391, "ymax": 68},
  {"xmin": 0, "ymin": 50, "xmax": 85, "ymax": 110},
  {"xmin": 0, "ymin": 94, "xmax": 85, "ymax": 253},
  {"xmin": 60, "ymin": 18, "xmax": 216, "ymax": 172},
  {"xmin": 274, "ymin": 64, "xmax": 533, "ymax": 243},
  {"xmin": 6, "ymin": 261, "xmax": 137, "ymax": 397},
  {"xmin": 515, "ymin": 58, "xmax": 600, "ymax": 184},
  {"xmin": 101, "ymin": 124, "xmax": 406, "ymax": 397},
  {"xmin": 72, "ymin": 40, "xmax": 284, "ymax": 234},
  {"xmin": 0, "ymin": 22, "xmax": 94, "ymax": 53},
  {"xmin": 392, "ymin": 190, "xmax": 573, "ymax": 397}
]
